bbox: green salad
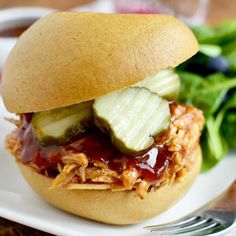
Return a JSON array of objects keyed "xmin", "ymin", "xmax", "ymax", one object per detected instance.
[{"xmin": 176, "ymin": 20, "xmax": 236, "ymax": 171}]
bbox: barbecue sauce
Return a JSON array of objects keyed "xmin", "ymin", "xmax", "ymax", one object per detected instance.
[{"xmin": 17, "ymin": 107, "xmax": 174, "ymax": 182}]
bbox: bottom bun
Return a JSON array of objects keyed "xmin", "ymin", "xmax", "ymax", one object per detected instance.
[{"xmin": 18, "ymin": 146, "xmax": 201, "ymax": 225}]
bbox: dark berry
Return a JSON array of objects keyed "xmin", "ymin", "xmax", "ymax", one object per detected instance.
[{"xmin": 207, "ymin": 56, "xmax": 229, "ymax": 74}]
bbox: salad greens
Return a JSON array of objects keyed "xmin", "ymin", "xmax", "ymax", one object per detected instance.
[{"xmin": 176, "ymin": 20, "xmax": 236, "ymax": 171}]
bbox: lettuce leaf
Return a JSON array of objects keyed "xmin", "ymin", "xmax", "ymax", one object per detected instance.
[{"xmin": 177, "ymin": 72, "xmax": 236, "ymax": 171}]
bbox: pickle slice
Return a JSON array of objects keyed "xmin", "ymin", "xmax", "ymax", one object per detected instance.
[
  {"xmin": 93, "ymin": 87, "xmax": 170, "ymax": 155},
  {"xmin": 137, "ymin": 69, "xmax": 180, "ymax": 100},
  {"xmin": 32, "ymin": 101, "xmax": 93, "ymax": 146}
]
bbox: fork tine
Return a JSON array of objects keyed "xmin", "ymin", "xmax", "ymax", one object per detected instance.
[
  {"xmin": 145, "ymin": 179, "xmax": 236, "ymax": 235},
  {"xmin": 180, "ymin": 223, "xmax": 224, "ymax": 236},
  {"xmin": 144, "ymin": 216, "xmax": 198, "ymax": 230},
  {"xmin": 149, "ymin": 217, "xmax": 209, "ymax": 232},
  {"xmin": 152, "ymin": 220, "xmax": 220, "ymax": 236}
]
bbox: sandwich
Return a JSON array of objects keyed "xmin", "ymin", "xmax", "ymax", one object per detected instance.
[{"xmin": 2, "ymin": 12, "xmax": 204, "ymax": 225}]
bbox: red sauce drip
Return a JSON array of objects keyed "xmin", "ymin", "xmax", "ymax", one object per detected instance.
[
  {"xmin": 18, "ymin": 110, "xmax": 173, "ymax": 182},
  {"xmin": 66, "ymin": 133, "xmax": 170, "ymax": 182},
  {"xmin": 18, "ymin": 114, "xmax": 63, "ymax": 171}
]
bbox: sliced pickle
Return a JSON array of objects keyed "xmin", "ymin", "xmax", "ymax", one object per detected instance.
[
  {"xmin": 93, "ymin": 87, "xmax": 170, "ymax": 155},
  {"xmin": 137, "ymin": 69, "xmax": 180, "ymax": 100},
  {"xmin": 32, "ymin": 101, "xmax": 93, "ymax": 146}
]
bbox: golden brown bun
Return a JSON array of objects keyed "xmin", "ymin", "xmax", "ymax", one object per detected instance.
[
  {"xmin": 2, "ymin": 12, "xmax": 198, "ymax": 113},
  {"xmin": 18, "ymin": 146, "xmax": 201, "ymax": 225}
]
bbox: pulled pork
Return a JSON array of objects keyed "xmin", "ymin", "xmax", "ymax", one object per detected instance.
[{"xmin": 6, "ymin": 103, "xmax": 204, "ymax": 198}]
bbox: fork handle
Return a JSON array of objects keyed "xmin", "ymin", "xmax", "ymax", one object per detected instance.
[{"xmin": 212, "ymin": 180, "xmax": 236, "ymax": 212}]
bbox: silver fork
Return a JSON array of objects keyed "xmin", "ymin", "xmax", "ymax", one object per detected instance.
[{"xmin": 144, "ymin": 180, "xmax": 236, "ymax": 235}]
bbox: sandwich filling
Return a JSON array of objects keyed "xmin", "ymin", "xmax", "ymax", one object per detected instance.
[
  {"xmin": 5, "ymin": 70, "xmax": 204, "ymax": 198},
  {"xmin": 6, "ymin": 102, "xmax": 204, "ymax": 198}
]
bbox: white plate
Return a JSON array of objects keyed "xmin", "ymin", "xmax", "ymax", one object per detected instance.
[{"xmin": 0, "ymin": 98, "xmax": 235, "ymax": 236}]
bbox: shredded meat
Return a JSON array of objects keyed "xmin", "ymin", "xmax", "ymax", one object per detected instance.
[{"xmin": 6, "ymin": 103, "xmax": 204, "ymax": 198}]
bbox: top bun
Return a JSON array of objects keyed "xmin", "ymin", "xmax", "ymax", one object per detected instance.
[{"xmin": 2, "ymin": 12, "xmax": 198, "ymax": 113}]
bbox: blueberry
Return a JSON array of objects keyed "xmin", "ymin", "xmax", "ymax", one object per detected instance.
[{"xmin": 207, "ymin": 56, "xmax": 229, "ymax": 74}]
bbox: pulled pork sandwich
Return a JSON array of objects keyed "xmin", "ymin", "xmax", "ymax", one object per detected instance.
[{"xmin": 2, "ymin": 12, "xmax": 204, "ymax": 225}]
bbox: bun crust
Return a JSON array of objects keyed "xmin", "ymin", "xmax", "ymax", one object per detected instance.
[
  {"xmin": 2, "ymin": 12, "xmax": 198, "ymax": 113},
  {"xmin": 18, "ymin": 146, "xmax": 201, "ymax": 225}
]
